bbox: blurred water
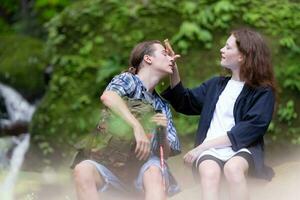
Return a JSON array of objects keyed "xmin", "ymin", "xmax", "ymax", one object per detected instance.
[
  {"xmin": 0, "ymin": 134, "xmax": 30, "ymax": 200},
  {"xmin": 0, "ymin": 137, "xmax": 14, "ymax": 169},
  {"xmin": 0, "ymin": 83, "xmax": 34, "ymax": 199},
  {"xmin": 0, "ymin": 83, "xmax": 35, "ymax": 128}
]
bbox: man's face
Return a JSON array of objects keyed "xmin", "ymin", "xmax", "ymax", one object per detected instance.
[{"xmin": 150, "ymin": 43, "xmax": 174, "ymax": 75}]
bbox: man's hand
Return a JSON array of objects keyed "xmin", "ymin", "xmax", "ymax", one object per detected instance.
[
  {"xmin": 133, "ymin": 123, "xmax": 151, "ymax": 160},
  {"xmin": 151, "ymin": 113, "xmax": 171, "ymax": 158},
  {"xmin": 183, "ymin": 145, "xmax": 205, "ymax": 166},
  {"xmin": 151, "ymin": 113, "xmax": 168, "ymax": 127},
  {"xmin": 151, "ymin": 113, "xmax": 168, "ymax": 147},
  {"xmin": 101, "ymin": 91, "xmax": 152, "ymax": 161}
]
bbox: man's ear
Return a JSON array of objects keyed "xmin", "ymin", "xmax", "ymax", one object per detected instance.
[{"xmin": 144, "ymin": 55, "xmax": 152, "ymax": 65}]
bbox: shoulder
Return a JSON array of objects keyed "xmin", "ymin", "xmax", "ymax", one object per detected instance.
[
  {"xmin": 111, "ymin": 72, "xmax": 136, "ymax": 83},
  {"xmin": 105, "ymin": 72, "xmax": 139, "ymax": 96},
  {"xmin": 249, "ymin": 85, "xmax": 274, "ymax": 97},
  {"xmin": 244, "ymin": 85, "xmax": 275, "ymax": 104},
  {"xmin": 200, "ymin": 75, "xmax": 229, "ymax": 88},
  {"xmin": 109, "ymin": 72, "xmax": 140, "ymax": 88},
  {"xmin": 257, "ymin": 86, "xmax": 275, "ymax": 101},
  {"xmin": 205, "ymin": 75, "xmax": 228, "ymax": 84}
]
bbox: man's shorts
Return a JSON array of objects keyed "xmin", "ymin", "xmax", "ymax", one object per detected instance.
[{"xmin": 83, "ymin": 155, "xmax": 180, "ymax": 197}]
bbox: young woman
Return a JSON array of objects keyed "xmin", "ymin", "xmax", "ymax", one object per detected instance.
[
  {"xmin": 73, "ymin": 40, "xmax": 181, "ymax": 200},
  {"xmin": 162, "ymin": 28, "xmax": 276, "ymax": 200}
]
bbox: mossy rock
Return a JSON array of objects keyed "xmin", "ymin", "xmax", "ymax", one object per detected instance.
[{"xmin": 0, "ymin": 34, "xmax": 47, "ymax": 100}]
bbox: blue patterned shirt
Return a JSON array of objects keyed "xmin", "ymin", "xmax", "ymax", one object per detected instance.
[{"xmin": 105, "ymin": 72, "xmax": 181, "ymax": 156}]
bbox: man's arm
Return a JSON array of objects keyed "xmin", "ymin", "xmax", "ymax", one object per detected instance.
[{"xmin": 100, "ymin": 90, "xmax": 150, "ymax": 160}]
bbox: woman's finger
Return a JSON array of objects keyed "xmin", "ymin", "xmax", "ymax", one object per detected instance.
[{"xmin": 173, "ymin": 54, "xmax": 181, "ymax": 60}]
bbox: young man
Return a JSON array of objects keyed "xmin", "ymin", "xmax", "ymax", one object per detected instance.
[{"xmin": 73, "ymin": 40, "xmax": 181, "ymax": 200}]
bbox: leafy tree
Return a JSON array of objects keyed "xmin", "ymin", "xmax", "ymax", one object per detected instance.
[{"xmin": 28, "ymin": 0, "xmax": 300, "ymax": 164}]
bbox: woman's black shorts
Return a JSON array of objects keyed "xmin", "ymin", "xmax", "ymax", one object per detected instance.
[{"xmin": 192, "ymin": 151, "xmax": 254, "ymax": 178}]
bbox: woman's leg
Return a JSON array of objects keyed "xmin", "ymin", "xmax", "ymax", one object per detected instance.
[
  {"xmin": 143, "ymin": 165, "xmax": 166, "ymax": 200},
  {"xmin": 73, "ymin": 161, "xmax": 104, "ymax": 200},
  {"xmin": 223, "ymin": 156, "xmax": 249, "ymax": 200},
  {"xmin": 198, "ymin": 160, "xmax": 222, "ymax": 200}
]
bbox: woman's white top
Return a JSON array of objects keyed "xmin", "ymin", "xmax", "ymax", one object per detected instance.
[{"xmin": 196, "ymin": 79, "xmax": 251, "ymax": 162}]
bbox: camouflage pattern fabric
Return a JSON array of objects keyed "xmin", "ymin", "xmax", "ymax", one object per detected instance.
[{"xmin": 71, "ymin": 98, "xmax": 156, "ymax": 185}]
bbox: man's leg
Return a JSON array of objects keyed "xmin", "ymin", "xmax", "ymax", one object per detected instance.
[
  {"xmin": 73, "ymin": 161, "xmax": 104, "ymax": 200},
  {"xmin": 223, "ymin": 156, "xmax": 249, "ymax": 200},
  {"xmin": 143, "ymin": 165, "xmax": 166, "ymax": 200},
  {"xmin": 198, "ymin": 160, "xmax": 222, "ymax": 200}
]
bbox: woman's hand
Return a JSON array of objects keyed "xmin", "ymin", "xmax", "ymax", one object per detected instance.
[
  {"xmin": 183, "ymin": 145, "xmax": 205, "ymax": 166},
  {"xmin": 164, "ymin": 39, "xmax": 181, "ymax": 62},
  {"xmin": 164, "ymin": 39, "xmax": 181, "ymax": 87}
]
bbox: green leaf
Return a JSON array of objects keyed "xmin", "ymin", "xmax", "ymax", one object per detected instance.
[{"xmin": 79, "ymin": 41, "xmax": 93, "ymax": 55}]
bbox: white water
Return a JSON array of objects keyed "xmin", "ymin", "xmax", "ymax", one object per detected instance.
[
  {"xmin": 0, "ymin": 83, "xmax": 35, "ymax": 126},
  {"xmin": 0, "ymin": 134, "xmax": 30, "ymax": 200},
  {"xmin": 0, "ymin": 82, "xmax": 35, "ymax": 199}
]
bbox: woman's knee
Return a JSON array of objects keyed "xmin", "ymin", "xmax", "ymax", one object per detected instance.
[
  {"xmin": 224, "ymin": 158, "xmax": 248, "ymax": 184},
  {"xmin": 199, "ymin": 160, "xmax": 222, "ymax": 179},
  {"xmin": 198, "ymin": 160, "xmax": 222, "ymax": 184}
]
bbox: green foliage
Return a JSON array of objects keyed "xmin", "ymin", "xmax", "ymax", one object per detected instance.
[
  {"xmin": 29, "ymin": 0, "xmax": 300, "ymax": 162},
  {"xmin": 34, "ymin": 0, "xmax": 73, "ymax": 22},
  {"xmin": 174, "ymin": 114, "xmax": 199, "ymax": 136},
  {"xmin": 171, "ymin": 0, "xmax": 238, "ymax": 53},
  {"xmin": 0, "ymin": 0, "xmax": 19, "ymax": 15},
  {"xmin": 280, "ymin": 64, "xmax": 300, "ymax": 92},
  {"xmin": 268, "ymin": 98, "xmax": 299, "ymax": 144},
  {"xmin": 0, "ymin": 34, "xmax": 46, "ymax": 98},
  {"xmin": 0, "ymin": 0, "xmax": 74, "ymax": 37},
  {"xmin": 277, "ymin": 100, "xmax": 298, "ymax": 126},
  {"xmin": 0, "ymin": 18, "xmax": 12, "ymax": 34},
  {"xmin": 291, "ymin": 128, "xmax": 300, "ymax": 145},
  {"xmin": 242, "ymin": 0, "xmax": 300, "ymax": 52}
]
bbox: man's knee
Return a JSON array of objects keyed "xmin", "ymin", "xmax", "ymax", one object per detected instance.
[
  {"xmin": 73, "ymin": 161, "xmax": 102, "ymax": 187},
  {"xmin": 144, "ymin": 166, "xmax": 163, "ymax": 185},
  {"xmin": 143, "ymin": 166, "xmax": 165, "ymax": 200}
]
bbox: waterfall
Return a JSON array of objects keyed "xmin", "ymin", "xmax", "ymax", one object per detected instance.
[
  {"xmin": 0, "ymin": 82, "xmax": 35, "ymax": 199},
  {"xmin": 0, "ymin": 83, "xmax": 35, "ymax": 127},
  {"xmin": 0, "ymin": 134, "xmax": 30, "ymax": 200}
]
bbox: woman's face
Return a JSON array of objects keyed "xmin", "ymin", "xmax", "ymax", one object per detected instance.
[{"xmin": 220, "ymin": 34, "xmax": 243, "ymax": 71}]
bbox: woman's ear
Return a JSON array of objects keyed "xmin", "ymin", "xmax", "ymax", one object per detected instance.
[
  {"xmin": 238, "ymin": 53, "xmax": 245, "ymax": 63},
  {"xmin": 143, "ymin": 55, "xmax": 152, "ymax": 65}
]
